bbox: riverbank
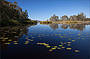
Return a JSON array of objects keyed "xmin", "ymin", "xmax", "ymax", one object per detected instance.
[
  {"xmin": 40, "ymin": 21, "xmax": 52, "ymax": 24},
  {"xmin": 0, "ymin": 19, "xmax": 37, "ymax": 27},
  {"xmin": 40, "ymin": 21, "xmax": 90, "ymax": 24},
  {"xmin": 52, "ymin": 21, "xmax": 90, "ymax": 24}
]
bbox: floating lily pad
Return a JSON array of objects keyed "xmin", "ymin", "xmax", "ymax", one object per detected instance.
[
  {"xmin": 4, "ymin": 42, "xmax": 10, "ymax": 45},
  {"xmin": 78, "ymin": 34, "xmax": 81, "ymax": 36},
  {"xmin": 24, "ymin": 41, "xmax": 29, "ymax": 44},
  {"xmin": 67, "ymin": 42, "xmax": 71, "ymax": 44},
  {"xmin": 67, "ymin": 44, "xmax": 71, "ymax": 46},
  {"xmin": 62, "ymin": 47, "xmax": 65, "ymax": 49},
  {"xmin": 46, "ymin": 46, "xmax": 51, "ymax": 48},
  {"xmin": 49, "ymin": 49, "xmax": 53, "ymax": 52},
  {"xmin": 66, "ymin": 48, "xmax": 72, "ymax": 50},
  {"xmin": 51, "ymin": 48, "xmax": 56, "ymax": 50},
  {"xmin": 54, "ymin": 46, "xmax": 58, "ymax": 48},
  {"xmin": 74, "ymin": 50, "xmax": 80, "ymax": 52},
  {"xmin": 59, "ymin": 45, "xmax": 63, "ymax": 47},
  {"xmin": 13, "ymin": 41, "xmax": 18, "ymax": 42},
  {"xmin": 72, "ymin": 40, "xmax": 75, "ymax": 42},
  {"xmin": 30, "ymin": 39, "xmax": 34, "ymax": 41},
  {"xmin": 57, "ymin": 47, "xmax": 61, "ymax": 50},
  {"xmin": 8, "ymin": 39, "xmax": 12, "ymax": 41},
  {"xmin": 14, "ymin": 43, "xmax": 18, "ymax": 44}
]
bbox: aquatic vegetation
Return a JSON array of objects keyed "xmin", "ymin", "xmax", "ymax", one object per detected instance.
[
  {"xmin": 74, "ymin": 50, "xmax": 80, "ymax": 52},
  {"xmin": 57, "ymin": 47, "xmax": 61, "ymax": 50},
  {"xmin": 14, "ymin": 43, "xmax": 18, "ymax": 44},
  {"xmin": 8, "ymin": 39, "xmax": 12, "ymax": 41},
  {"xmin": 46, "ymin": 46, "xmax": 51, "ymax": 48},
  {"xmin": 66, "ymin": 48, "xmax": 72, "ymax": 50},
  {"xmin": 60, "ymin": 42, "xmax": 66, "ymax": 45},
  {"xmin": 49, "ymin": 49, "xmax": 53, "ymax": 52},
  {"xmin": 59, "ymin": 45, "xmax": 63, "ymax": 47},
  {"xmin": 38, "ymin": 36, "xmax": 41, "ymax": 37},
  {"xmin": 81, "ymin": 38, "xmax": 85, "ymax": 40},
  {"xmin": 54, "ymin": 46, "xmax": 58, "ymax": 48},
  {"xmin": 1, "ymin": 1, "xmax": 89, "ymax": 58},
  {"xmin": 60, "ymin": 36, "xmax": 64, "ymax": 38},
  {"xmin": 78, "ymin": 34, "xmax": 81, "ymax": 36},
  {"xmin": 24, "ymin": 41, "xmax": 29, "ymax": 44},
  {"xmin": 55, "ymin": 34, "xmax": 58, "ymax": 36},
  {"xmin": 4, "ymin": 42, "xmax": 11, "ymax": 45},
  {"xmin": 72, "ymin": 40, "xmax": 75, "ymax": 42},
  {"xmin": 51, "ymin": 47, "xmax": 56, "ymax": 50},
  {"xmin": 13, "ymin": 41, "xmax": 18, "ymax": 42},
  {"xmin": 25, "ymin": 38, "xmax": 29, "ymax": 39},
  {"xmin": 49, "ymin": 46, "xmax": 57, "ymax": 52},
  {"xmin": 67, "ymin": 44, "xmax": 71, "ymax": 46},
  {"xmin": 31, "ymin": 37, "xmax": 35, "ymax": 38},
  {"xmin": 67, "ymin": 42, "xmax": 71, "ymax": 44},
  {"xmin": 30, "ymin": 39, "xmax": 34, "ymax": 41},
  {"xmin": 68, "ymin": 38, "xmax": 72, "ymax": 40},
  {"xmin": 37, "ymin": 43, "xmax": 51, "ymax": 48},
  {"xmin": 1, "ymin": 23, "xmax": 89, "ymax": 57},
  {"xmin": 61, "ymin": 46, "xmax": 65, "ymax": 49}
]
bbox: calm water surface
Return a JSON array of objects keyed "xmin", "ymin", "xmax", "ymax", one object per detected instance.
[{"xmin": 0, "ymin": 23, "xmax": 90, "ymax": 59}]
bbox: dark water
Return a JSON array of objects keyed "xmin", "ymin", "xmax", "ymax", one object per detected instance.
[{"xmin": 0, "ymin": 23, "xmax": 90, "ymax": 59}]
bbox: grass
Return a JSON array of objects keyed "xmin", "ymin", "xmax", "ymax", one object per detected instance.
[
  {"xmin": 52, "ymin": 20, "xmax": 90, "ymax": 24},
  {"xmin": 40, "ymin": 21, "xmax": 52, "ymax": 24}
]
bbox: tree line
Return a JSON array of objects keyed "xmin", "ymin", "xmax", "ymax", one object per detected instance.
[
  {"xmin": 49, "ymin": 13, "xmax": 90, "ymax": 21},
  {"xmin": 0, "ymin": 0, "xmax": 37, "ymax": 26}
]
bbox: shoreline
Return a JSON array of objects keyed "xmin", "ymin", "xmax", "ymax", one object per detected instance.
[
  {"xmin": 40, "ymin": 21, "xmax": 90, "ymax": 24},
  {"xmin": 52, "ymin": 21, "xmax": 90, "ymax": 24}
]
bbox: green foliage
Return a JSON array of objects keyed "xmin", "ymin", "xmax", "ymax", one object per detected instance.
[
  {"xmin": 65, "ymin": 21, "xmax": 78, "ymax": 24},
  {"xmin": 50, "ymin": 14, "xmax": 59, "ymax": 21},
  {"xmin": 40, "ymin": 21, "xmax": 52, "ymax": 24},
  {"xmin": 8, "ymin": 19, "xmax": 20, "ymax": 24},
  {"xmin": 0, "ymin": 0, "xmax": 37, "ymax": 26}
]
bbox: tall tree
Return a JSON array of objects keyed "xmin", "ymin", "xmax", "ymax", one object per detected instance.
[{"xmin": 50, "ymin": 14, "xmax": 59, "ymax": 21}]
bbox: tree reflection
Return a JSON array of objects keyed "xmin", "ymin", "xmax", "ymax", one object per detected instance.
[
  {"xmin": 48, "ymin": 23, "xmax": 88, "ymax": 31},
  {"xmin": 61, "ymin": 24, "xmax": 68, "ymax": 29},
  {"xmin": 0, "ymin": 24, "xmax": 36, "ymax": 48},
  {"xmin": 69, "ymin": 24, "xmax": 85, "ymax": 31},
  {"xmin": 61, "ymin": 24, "xmax": 86, "ymax": 31},
  {"xmin": 49, "ymin": 24, "xmax": 58, "ymax": 30}
]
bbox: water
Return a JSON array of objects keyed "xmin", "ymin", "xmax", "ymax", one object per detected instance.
[{"xmin": 0, "ymin": 23, "xmax": 90, "ymax": 59}]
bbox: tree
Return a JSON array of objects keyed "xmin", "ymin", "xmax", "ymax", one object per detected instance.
[
  {"xmin": 77, "ymin": 13, "xmax": 86, "ymax": 21},
  {"xmin": 0, "ymin": 0, "xmax": 31, "ymax": 26},
  {"xmin": 61, "ymin": 15, "xmax": 68, "ymax": 20},
  {"xmin": 24, "ymin": 10, "xmax": 28, "ymax": 18},
  {"xmin": 69, "ymin": 13, "xmax": 86, "ymax": 21},
  {"xmin": 0, "ymin": 0, "xmax": 5, "ymax": 1},
  {"xmin": 50, "ymin": 14, "xmax": 59, "ymax": 21}
]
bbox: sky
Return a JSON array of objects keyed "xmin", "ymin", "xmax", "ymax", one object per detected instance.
[{"xmin": 7, "ymin": 0, "xmax": 90, "ymax": 21}]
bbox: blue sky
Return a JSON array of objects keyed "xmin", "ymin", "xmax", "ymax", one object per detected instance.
[{"xmin": 7, "ymin": 0, "xmax": 90, "ymax": 21}]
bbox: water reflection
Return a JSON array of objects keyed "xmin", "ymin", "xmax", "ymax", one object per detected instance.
[
  {"xmin": 0, "ymin": 24, "xmax": 36, "ymax": 48},
  {"xmin": 0, "ymin": 23, "xmax": 90, "ymax": 59},
  {"xmin": 68, "ymin": 24, "xmax": 85, "ymax": 31},
  {"xmin": 49, "ymin": 23, "xmax": 90, "ymax": 31},
  {"xmin": 0, "ymin": 23, "xmax": 89, "ymax": 48},
  {"xmin": 49, "ymin": 24, "xmax": 58, "ymax": 30},
  {"xmin": 61, "ymin": 24, "xmax": 86, "ymax": 31},
  {"xmin": 61, "ymin": 24, "xmax": 68, "ymax": 29}
]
